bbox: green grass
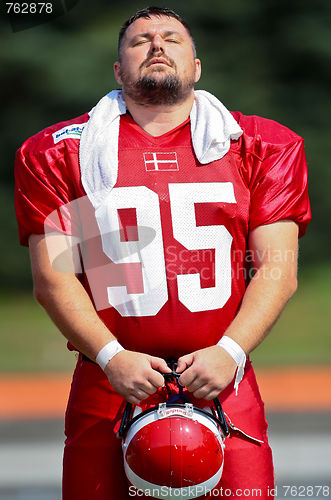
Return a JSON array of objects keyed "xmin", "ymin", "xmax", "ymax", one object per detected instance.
[
  {"xmin": 1, "ymin": 265, "xmax": 330, "ymax": 372},
  {"xmin": 1, "ymin": 293, "xmax": 76, "ymax": 372},
  {"xmin": 251, "ymin": 265, "xmax": 331, "ymax": 367}
]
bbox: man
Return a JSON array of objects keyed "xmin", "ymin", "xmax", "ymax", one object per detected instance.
[{"xmin": 15, "ymin": 6, "xmax": 311, "ymax": 499}]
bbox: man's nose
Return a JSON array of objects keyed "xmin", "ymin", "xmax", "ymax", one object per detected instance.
[{"xmin": 149, "ymin": 34, "xmax": 165, "ymax": 54}]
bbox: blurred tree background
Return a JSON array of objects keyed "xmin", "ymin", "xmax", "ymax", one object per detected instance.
[{"xmin": 0, "ymin": 0, "xmax": 330, "ymax": 370}]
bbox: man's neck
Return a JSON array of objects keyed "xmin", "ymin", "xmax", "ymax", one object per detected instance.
[{"xmin": 123, "ymin": 92, "xmax": 194, "ymax": 137}]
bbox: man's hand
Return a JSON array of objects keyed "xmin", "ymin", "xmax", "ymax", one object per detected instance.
[
  {"xmin": 104, "ymin": 350, "xmax": 172, "ymax": 404},
  {"xmin": 176, "ymin": 346, "xmax": 237, "ymax": 400}
]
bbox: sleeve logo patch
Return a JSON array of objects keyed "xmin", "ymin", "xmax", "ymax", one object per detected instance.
[{"xmin": 52, "ymin": 123, "xmax": 86, "ymax": 144}]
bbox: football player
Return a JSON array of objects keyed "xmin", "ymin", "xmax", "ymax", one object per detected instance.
[{"xmin": 15, "ymin": 6, "xmax": 311, "ymax": 499}]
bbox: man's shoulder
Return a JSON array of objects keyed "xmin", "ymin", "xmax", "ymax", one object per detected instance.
[
  {"xmin": 18, "ymin": 112, "xmax": 90, "ymax": 159},
  {"xmin": 231, "ymin": 111, "xmax": 303, "ymax": 148}
]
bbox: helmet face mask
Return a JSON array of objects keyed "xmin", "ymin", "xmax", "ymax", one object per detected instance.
[{"xmin": 120, "ymin": 400, "xmax": 227, "ymax": 499}]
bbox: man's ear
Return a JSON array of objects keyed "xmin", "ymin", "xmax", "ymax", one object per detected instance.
[
  {"xmin": 194, "ymin": 58, "xmax": 201, "ymax": 84},
  {"xmin": 113, "ymin": 61, "xmax": 122, "ymax": 85}
]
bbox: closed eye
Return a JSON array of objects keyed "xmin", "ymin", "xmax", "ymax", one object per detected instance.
[{"xmin": 133, "ymin": 40, "xmax": 149, "ymax": 46}]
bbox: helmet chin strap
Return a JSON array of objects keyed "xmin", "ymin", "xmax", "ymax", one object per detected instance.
[
  {"xmin": 117, "ymin": 357, "xmax": 230, "ymax": 439},
  {"xmin": 163, "ymin": 357, "xmax": 229, "ymax": 436},
  {"xmin": 162, "ymin": 359, "xmax": 191, "ymax": 404},
  {"xmin": 118, "ymin": 401, "xmax": 133, "ymax": 438}
]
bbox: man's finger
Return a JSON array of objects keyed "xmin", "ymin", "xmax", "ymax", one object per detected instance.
[
  {"xmin": 176, "ymin": 353, "xmax": 194, "ymax": 374},
  {"xmin": 185, "ymin": 377, "xmax": 204, "ymax": 393},
  {"xmin": 137, "ymin": 380, "xmax": 158, "ymax": 395},
  {"xmin": 131, "ymin": 388, "xmax": 150, "ymax": 401},
  {"xmin": 127, "ymin": 393, "xmax": 147, "ymax": 404},
  {"xmin": 147, "ymin": 370, "xmax": 166, "ymax": 389},
  {"xmin": 192, "ymin": 388, "xmax": 208, "ymax": 399},
  {"xmin": 178, "ymin": 367, "xmax": 198, "ymax": 388},
  {"xmin": 203, "ymin": 389, "xmax": 222, "ymax": 401},
  {"xmin": 149, "ymin": 355, "xmax": 172, "ymax": 374}
]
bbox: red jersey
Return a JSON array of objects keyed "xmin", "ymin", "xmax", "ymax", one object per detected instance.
[{"xmin": 14, "ymin": 111, "xmax": 311, "ymax": 358}]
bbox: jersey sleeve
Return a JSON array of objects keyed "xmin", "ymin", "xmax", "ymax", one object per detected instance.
[
  {"xmin": 234, "ymin": 113, "xmax": 311, "ymax": 238},
  {"xmin": 14, "ymin": 135, "xmax": 78, "ymax": 246},
  {"xmin": 249, "ymin": 138, "xmax": 311, "ymax": 237}
]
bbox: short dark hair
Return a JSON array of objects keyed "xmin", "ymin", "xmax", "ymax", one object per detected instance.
[{"xmin": 117, "ymin": 6, "xmax": 196, "ymax": 58}]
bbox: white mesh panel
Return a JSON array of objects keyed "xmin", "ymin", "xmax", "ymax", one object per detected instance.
[
  {"xmin": 96, "ymin": 186, "xmax": 168, "ymax": 316},
  {"xmin": 169, "ymin": 182, "xmax": 236, "ymax": 312}
]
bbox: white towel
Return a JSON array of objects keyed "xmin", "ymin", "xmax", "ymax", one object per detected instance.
[
  {"xmin": 79, "ymin": 89, "xmax": 243, "ymax": 208},
  {"xmin": 190, "ymin": 90, "xmax": 243, "ymax": 164}
]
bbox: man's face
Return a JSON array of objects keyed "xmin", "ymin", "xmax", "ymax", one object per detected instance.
[{"xmin": 114, "ymin": 15, "xmax": 201, "ymax": 105}]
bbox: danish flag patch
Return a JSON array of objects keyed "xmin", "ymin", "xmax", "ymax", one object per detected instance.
[{"xmin": 143, "ymin": 152, "xmax": 179, "ymax": 171}]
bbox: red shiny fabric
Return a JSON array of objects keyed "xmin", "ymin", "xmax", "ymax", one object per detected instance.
[
  {"xmin": 63, "ymin": 357, "xmax": 274, "ymax": 500},
  {"xmin": 14, "ymin": 111, "xmax": 311, "ymax": 246},
  {"xmin": 14, "ymin": 110, "xmax": 309, "ymax": 500},
  {"xmin": 15, "ymin": 112, "xmax": 311, "ymax": 356},
  {"xmin": 14, "ymin": 113, "xmax": 89, "ymax": 246},
  {"xmin": 231, "ymin": 112, "xmax": 311, "ymax": 237}
]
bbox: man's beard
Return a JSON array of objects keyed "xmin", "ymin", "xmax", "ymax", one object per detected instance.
[{"xmin": 120, "ymin": 68, "xmax": 195, "ymax": 106}]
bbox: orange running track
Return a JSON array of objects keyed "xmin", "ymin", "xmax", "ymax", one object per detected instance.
[{"xmin": 1, "ymin": 366, "xmax": 331, "ymax": 420}]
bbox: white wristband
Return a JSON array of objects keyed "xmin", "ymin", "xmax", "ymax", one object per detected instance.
[
  {"xmin": 217, "ymin": 336, "xmax": 246, "ymax": 396},
  {"xmin": 95, "ymin": 340, "xmax": 124, "ymax": 371}
]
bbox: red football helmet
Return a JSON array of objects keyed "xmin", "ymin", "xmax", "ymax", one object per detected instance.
[{"xmin": 118, "ymin": 365, "xmax": 229, "ymax": 499}]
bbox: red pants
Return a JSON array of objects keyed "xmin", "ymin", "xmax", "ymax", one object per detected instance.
[{"xmin": 63, "ymin": 357, "xmax": 274, "ymax": 499}]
